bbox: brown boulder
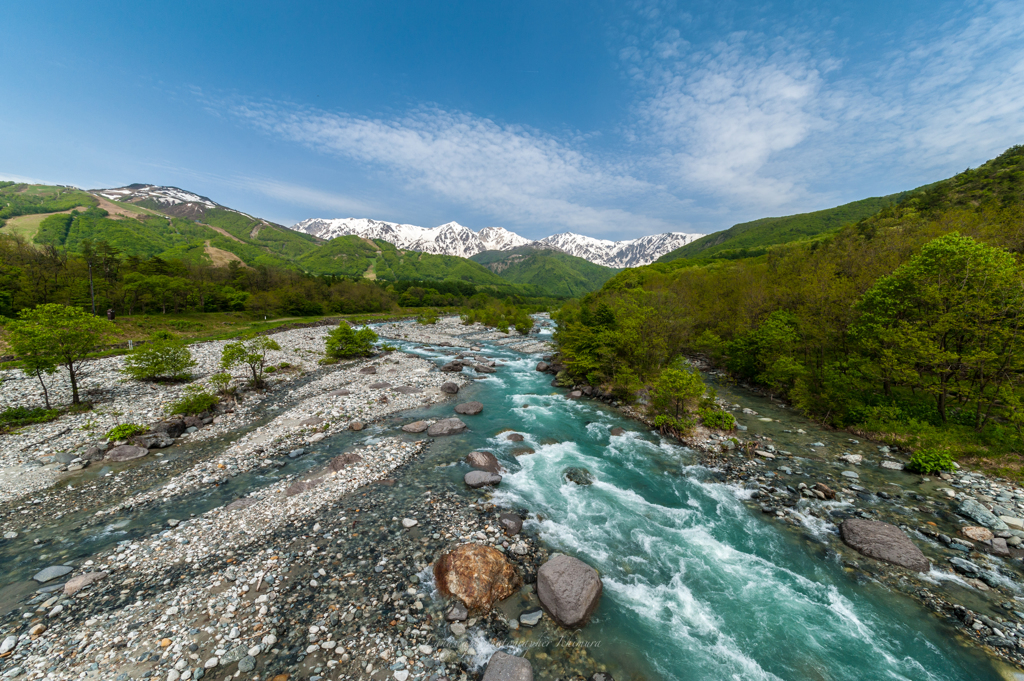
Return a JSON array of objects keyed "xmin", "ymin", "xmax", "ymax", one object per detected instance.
[
  {"xmin": 433, "ymin": 544, "xmax": 522, "ymax": 611},
  {"xmin": 440, "ymin": 382, "xmax": 460, "ymax": 394},
  {"xmin": 466, "ymin": 450, "xmax": 501, "ymax": 474},
  {"xmin": 402, "ymin": 420, "xmax": 430, "ymax": 433},
  {"xmin": 813, "ymin": 482, "xmax": 836, "ymax": 500},
  {"xmin": 610, "ymin": 427, "xmax": 625, "ymax": 437},
  {"xmin": 962, "ymin": 526, "xmax": 994, "ymax": 542},
  {"xmin": 839, "ymin": 519, "xmax": 930, "ymax": 572},
  {"xmin": 506, "ymin": 433, "xmax": 525, "ymax": 442},
  {"xmin": 350, "ymin": 421, "xmax": 364, "ymax": 431},
  {"xmin": 105, "ymin": 445, "xmax": 148, "ymax": 462},
  {"xmin": 359, "ymin": 366, "xmax": 377, "ymax": 375},
  {"xmin": 327, "ymin": 452, "xmax": 363, "ymax": 472},
  {"xmin": 64, "ymin": 572, "xmax": 107, "ymax": 596}
]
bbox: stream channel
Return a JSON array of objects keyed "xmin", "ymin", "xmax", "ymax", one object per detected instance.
[{"xmin": 0, "ymin": 319, "xmax": 1013, "ymax": 680}]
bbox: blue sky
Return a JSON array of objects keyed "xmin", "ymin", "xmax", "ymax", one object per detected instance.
[{"xmin": 3, "ymin": 1, "xmax": 1024, "ymax": 239}]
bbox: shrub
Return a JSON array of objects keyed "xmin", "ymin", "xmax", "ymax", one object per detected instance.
[
  {"xmin": 265, "ymin": 365, "xmax": 277, "ymax": 373},
  {"xmin": 416, "ymin": 310, "xmax": 439, "ymax": 325},
  {"xmin": 106, "ymin": 423, "xmax": 148, "ymax": 441},
  {"xmin": 122, "ymin": 338, "xmax": 197, "ymax": 381},
  {"xmin": 208, "ymin": 372, "xmax": 233, "ymax": 395},
  {"xmin": 699, "ymin": 407, "xmax": 735, "ymax": 430},
  {"xmin": 906, "ymin": 448, "xmax": 955, "ymax": 474},
  {"xmin": 167, "ymin": 385, "xmax": 219, "ymax": 415},
  {"xmin": 0, "ymin": 406, "xmax": 61, "ymax": 432},
  {"xmin": 325, "ymin": 323, "xmax": 378, "ymax": 359},
  {"xmin": 653, "ymin": 414, "xmax": 696, "ymax": 435},
  {"xmin": 221, "ymin": 334, "xmax": 281, "ymax": 387}
]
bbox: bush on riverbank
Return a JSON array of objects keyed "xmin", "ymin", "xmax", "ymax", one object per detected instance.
[
  {"xmin": 167, "ymin": 384, "xmax": 219, "ymax": 415},
  {"xmin": 325, "ymin": 323, "xmax": 378, "ymax": 358},
  {"xmin": 121, "ymin": 334, "xmax": 197, "ymax": 381}
]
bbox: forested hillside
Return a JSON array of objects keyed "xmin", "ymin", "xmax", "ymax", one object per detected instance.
[
  {"xmin": 470, "ymin": 246, "xmax": 618, "ymax": 297},
  {"xmin": 555, "ymin": 145, "xmax": 1024, "ymax": 472}
]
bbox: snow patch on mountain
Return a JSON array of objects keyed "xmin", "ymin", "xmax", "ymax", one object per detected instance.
[
  {"xmin": 291, "ymin": 217, "xmax": 700, "ymax": 266},
  {"xmin": 94, "ymin": 184, "xmax": 218, "ymax": 209}
]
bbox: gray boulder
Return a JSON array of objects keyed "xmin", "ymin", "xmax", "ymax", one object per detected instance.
[
  {"xmin": 455, "ymin": 401, "xmax": 484, "ymax": 415},
  {"xmin": 499, "ymin": 512, "xmax": 523, "ymax": 535},
  {"xmin": 466, "ymin": 450, "xmax": 501, "ymax": 474},
  {"xmin": 33, "ymin": 565, "xmax": 73, "ymax": 583},
  {"xmin": 359, "ymin": 366, "xmax": 377, "ymax": 375},
  {"xmin": 563, "ymin": 467, "xmax": 594, "ymax": 486},
  {"xmin": 132, "ymin": 432, "xmax": 175, "ymax": 449},
  {"xmin": 105, "ymin": 445, "xmax": 148, "ymax": 462},
  {"xmin": 441, "ymin": 361, "xmax": 464, "ymax": 373},
  {"xmin": 839, "ymin": 519, "xmax": 930, "ymax": 571},
  {"xmin": 537, "ymin": 554, "xmax": 603, "ymax": 628},
  {"xmin": 392, "ymin": 385, "xmax": 423, "ymax": 394},
  {"xmin": 465, "ymin": 471, "xmax": 502, "ymax": 488},
  {"xmin": 536, "ymin": 362, "xmax": 549, "ymax": 372},
  {"xmin": 482, "ymin": 651, "xmax": 533, "ymax": 681},
  {"xmin": 402, "ymin": 420, "xmax": 430, "ymax": 433},
  {"xmin": 474, "ymin": 364, "xmax": 497, "ymax": 374},
  {"xmin": 427, "ymin": 418, "xmax": 467, "ymax": 436},
  {"xmin": 151, "ymin": 420, "xmax": 187, "ymax": 438},
  {"xmin": 81, "ymin": 446, "xmax": 104, "ymax": 461},
  {"xmin": 440, "ymin": 381, "xmax": 460, "ymax": 394},
  {"xmin": 958, "ymin": 499, "xmax": 1009, "ymax": 531},
  {"xmin": 446, "ymin": 602, "xmax": 469, "ymax": 621}
]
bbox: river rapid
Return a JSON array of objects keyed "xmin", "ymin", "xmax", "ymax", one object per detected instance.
[{"xmin": 383, "ymin": 321, "xmax": 1006, "ymax": 681}]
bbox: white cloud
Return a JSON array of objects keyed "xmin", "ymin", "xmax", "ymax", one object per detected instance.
[{"xmin": 230, "ymin": 102, "xmax": 675, "ymax": 236}]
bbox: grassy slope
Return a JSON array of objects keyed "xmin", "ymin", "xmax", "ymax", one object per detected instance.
[
  {"xmin": 658, "ymin": 193, "xmax": 915, "ymax": 263},
  {"xmin": 471, "ymin": 247, "xmax": 618, "ymax": 297}
]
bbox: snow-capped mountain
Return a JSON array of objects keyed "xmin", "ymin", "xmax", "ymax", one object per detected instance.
[
  {"xmin": 541, "ymin": 232, "xmax": 702, "ymax": 268},
  {"xmin": 291, "ymin": 217, "xmax": 699, "ymax": 266},
  {"xmin": 90, "ymin": 184, "xmax": 251, "ymax": 221},
  {"xmin": 291, "ymin": 218, "xmax": 533, "ymax": 259}
]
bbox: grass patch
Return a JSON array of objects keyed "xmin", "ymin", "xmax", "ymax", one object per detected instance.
[{"xmin": 0, "ymin": 406, "xmax": 61, "ymax": 432}]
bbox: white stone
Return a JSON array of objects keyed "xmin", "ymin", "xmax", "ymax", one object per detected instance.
[{"xmin": 402, "ymin": 518, "xmax": 418, "ymax": 528}]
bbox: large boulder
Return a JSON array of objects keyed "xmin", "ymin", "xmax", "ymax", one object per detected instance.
[
  {"xmin": 957, "ymin": 499, "xmax": 1009, "ymax": 531},
  {"xmin": 455, "ymin": 401, "xmax": 484, "ymax": 415},
  {"xmin": 441, "ymin": 361, "xmax": 464, "ymax": 373},
  {"xmin": 359, "ymin": 366, "xmax": 377, "ymax": 375},
  {"xmin": 482, "ymin": 651, "xmax": 533, "ymax": 681},
  {"xmin": 64, "ymin": 572, "xmax": 107, "ymax": 596},
  {"xmin": 433, "ymin": 544, "xmax": 522, "ymax": 611},
  {"xmin": 465, "ymin": 471, "xmax": 502, "ymax": 488},
  {"xmin": 132, "ymin": 432, "xmax": 175, "ymax": 449},
  {"xmin": 535, "ymin": 362, "xmax": 549, "ymax": 372},
  {"xmin": 506, "ymin": 433, "xmax": 525, "ymax": 442},
  {"xmin": 474, "ymin": 365, "xmax": 497, "ymax": 374},
  {"xmin": 440, "ymin": 382, "xmax": 460, "ymax": 394},
  {"xmin": 150, "ymin": 420, "xmax": 186, "ymax": 438},
  {"xmin": 428, "ymin": 418, "xmax": 467, "ymax": 436},
  {"xmin": 466, "ymin": 450, "xmax": 501, "ymax": 474},
  {"xmin": 563, "ymin": 467, "xmax": 594, "ymax": 486},
  {"xmin": 33, "ymin": 565, "xmax": 73, "ymax": 583},
  {"xmin": 839, "ymin": 519, "xmax": 930, "ymax": 571},
  {"xmin": 537, "ymin": 554, "xmax": 603, "ymax": 629},
  {"xmin": 105, "ymin": 445, "xmax": 148, "ymax": 462},
  {"xmin": 402, "ymin": 420, "xmax": 430, "ymax": 433},
  {"xmin": 499, "ymin": 512, "xmax": 523, "ymax": 535}
]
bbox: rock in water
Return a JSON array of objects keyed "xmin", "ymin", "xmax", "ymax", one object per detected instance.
[
  {"xmin": 536, "ymin": 362, "xmax": 549, "ymax": 372},
  {"xmin": 433, "ymin": 544, "xmax": 522, "ymax": 612},
  {"xmin": 33, "ymin": 565, "xmax": 73, "ymax": 583},
  {"xmin": 455, "ymin": 401, "xmax": 484, "ymax": 415},
  {"xmin": 962, "ymin": 526, "xmax": 994, "ymax": 542},
  {"xmin": 350, "ymin": 421, "xmax": 364, "ymax": 431},
  {"xmin": 465, "ymin": 471, "xmax": 502, "ymax": 488},
  {"xmin": 958, "ymin": 498, "xmax": 1009, "ymax": 530},
  {"xmin": 839, "ymin": 519, "xmax": 930, "ymax": 571},
  {"xmin": 446, "ymin": 602, "xmax": 469, "ymax": 621},
  {"xmin": 132, "ymin": 432, "xmax": 176, "ymax": 449},
  {"xmin": 466, "ymin": 450, "xmax": 501, "ymax": 474},
  {"xmin": 482, "ymin": 651, "xmax": 533, "ymax": 681},
  {"xmin": 427, "ymin": 418, "xmax": 467, "ymax": 436},
  {"xmin": 441, "ymin": 361, "xmax": 464, "ymax": 373},
  {"xmin": 64, "ymin": 571, "xmax": 107, "ymax": 596},
  {"xmin": 105, "ymin": 445, "xmax": 148, "ymax": 462},
  {"xmin": 402, "ymin": 420, "xmax": 430, "ymax": 433},
  {"xmin": 440, "ymin": 381, "xmax": 460, "ymax": 394},
  {"xmin": 610, "ymin": 427, "xmax": 625, "ymax": 436},
  {"xmin": 563, "ymin": 467, "xmax": 594, "ymax": 486},
  {"xmin": 506, "ymin": 433, "xmax": 525, "ymax": 442},
  {"xmin": 537, "ymin": 554, "xmax": 603, "ymax": 628}
]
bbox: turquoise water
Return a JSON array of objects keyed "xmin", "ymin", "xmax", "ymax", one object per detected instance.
[{"xmin": 388, "ymin": 326, "xmax": 1004, "ymax": 681}]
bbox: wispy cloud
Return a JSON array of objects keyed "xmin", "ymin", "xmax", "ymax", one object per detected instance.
[{"xmin": 228, "ymin": 101, "xmax": 676, "ymax": 236}]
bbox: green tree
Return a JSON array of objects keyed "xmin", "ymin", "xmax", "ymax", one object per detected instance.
[
  {"xmin": 650, "ymin": 366, "xmax": 705, "ymax": 419},
  {"xmin": 325, "ymin": 323, "xmax": 378, "ymax": 358},
  {"xmin": 122, "ymin": 335, "xmax": 197, "ymax": 381},
  {"xmin": 221, "ymin": 334, "xmax": 282, "ymax": 387},
  {"xmin": 852, "ymin": 232, "xmax": 1024, "ymax": 426},
  {"xmin": 7, "ymin": 303, "xmax": 115, "ymax": 405}
]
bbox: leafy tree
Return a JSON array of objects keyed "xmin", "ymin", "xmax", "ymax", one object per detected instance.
[
  {"xmin": 7, "ymin": 303, "xmax": 115, "ymax": 405},
  {"xmin": 221, "ymin": 334, "xmax": 281, "ymax": 387},
  {"xmin": 122, "ymin": 335, "xmax": 197, "ymax": 381},
  {"xmin": 325, "ymin": 323, "xmax": 378, "ymax": 358},
  {"xmin": 650, "ymin": 366, "xmax": 705, "ymax": 419},
  {"xmin": 852, "ymin": 233, "xmax": 1024, "ymax": 427}
]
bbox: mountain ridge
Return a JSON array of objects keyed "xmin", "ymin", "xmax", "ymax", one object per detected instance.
[{"xmin": 291, "ymin": 216, "xmax": 701, "ymax": 267}]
